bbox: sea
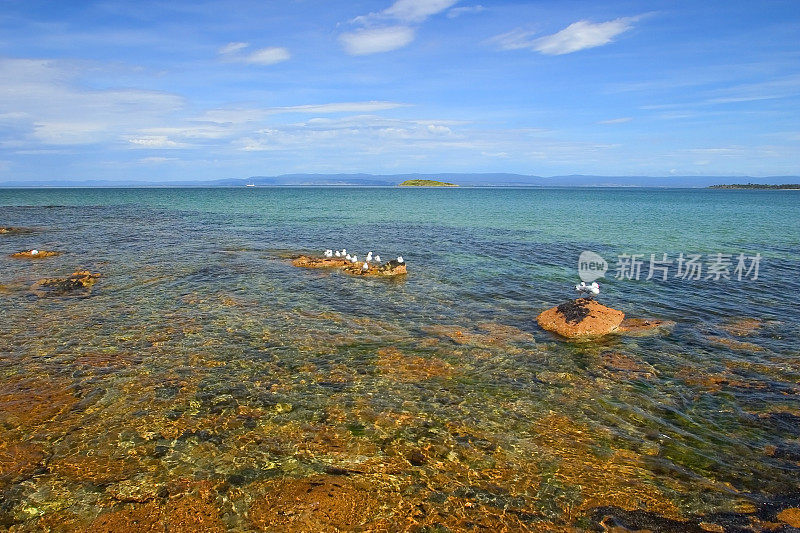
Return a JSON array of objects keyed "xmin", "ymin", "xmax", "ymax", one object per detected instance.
[{"xmin": 1, "ymin": 186, "xmax": 799, "ymax": 531}]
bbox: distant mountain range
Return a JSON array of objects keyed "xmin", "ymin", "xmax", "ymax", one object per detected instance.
[{"xmin": 2, "ymin": 173, "xmax": 799, "ymax": 188}]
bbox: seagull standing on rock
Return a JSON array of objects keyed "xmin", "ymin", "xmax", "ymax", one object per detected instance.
[
  {"xmin": 324, "ymin": 249, "xmax": 333, "ymax": 258},
  {"xmin": 397, "ymin": 256, "xmax": 404, "ymax": 264},
  {"xmin": 374, "ymin": 255, "xmax": 381, "ymax": 263},
  {"xmin": 362, "ymin": 263, "xmax": 369, "ymax": 271},
  {"xmin": 575, "ymin": 281, "xmax": 600, "ymax": 298},
  {"xmin": 335, "ymin": 251, "xmax": 341, "ymax": 257}
]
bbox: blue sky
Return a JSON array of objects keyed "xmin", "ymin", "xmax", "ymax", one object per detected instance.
[{"xmin": 0, "ymin": 0, "xmax": 798, "ymax": 182}]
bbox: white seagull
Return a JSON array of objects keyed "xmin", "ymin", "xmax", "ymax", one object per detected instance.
[
  {"xmin": 31, "ymin": 249, "xmax": 39, "ymax": 256},
  {"xmin": 351, "ymin": 255, "xmax": 358, "ymax": 263},
  {"xmin": 396, "ymin": 256, "xmax": 404, "ymax": 263},
  {"xmin": 575, "ymin": 281, "xmax": 600, "ymax": 298},
  {"xmin": 374, "ymin": 255, "xmax": 381, "ymax": 263},
  {"xmin": 324, "ymin": 249, "xmax": 333, "ymax": 257},
  {"xmin": 362, "ymin": 262, "xmax": 369, "ymax": 271},
  {"xmin": 335, "ymin": 250, "xmax": 341, "ymax": 257}
]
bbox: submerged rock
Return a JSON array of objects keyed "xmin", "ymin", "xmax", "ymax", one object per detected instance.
[
  {"xmin": 10, "ymin": 249, "xmax": 61, "ymax": 259},
  {"xmin": 0, "ymin": 227, "xmax": 33, "ymax": 235},
  {"xmin": 537, "ymin": 298, "xmax": 625, "ymax": 339},
  {"xmin": 616, "ymin": 318, "xmax": 676, "ymax": 336},
  {"xmin": 31, "ymin": 270, "xmax": 100, "ymax": 297}
]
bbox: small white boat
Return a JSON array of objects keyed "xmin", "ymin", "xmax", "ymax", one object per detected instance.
[{"xmin": 245, "ymin": 183, "xmax": 255, "ymax": 187}]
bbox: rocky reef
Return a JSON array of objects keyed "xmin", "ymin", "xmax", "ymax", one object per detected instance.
[
  {"xmin": 292, "ymin": 255, "xmax": 407, "ymax": 277},
  {"xmin": 0, "ymin": 227, "xmax": 33, "ymax": 235},
  {"xmin": 10, "ymin": 249, "xmax": 61, "ymax": 259},
  {"xmin": 31, "ymin": 270, "xmax": 100, "ymax": 297},
  {"xmin": 537, "ymin": 298, "xmax": 671, "ymax": 339}
]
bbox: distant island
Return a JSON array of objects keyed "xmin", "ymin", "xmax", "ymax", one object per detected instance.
[
  {"xmin": 709, "ymin": 183, "xmax": 800, "ymax": 189},
  {"xmin": 398, "ymin": 179, "xmax": 458, "ymax": 187}
]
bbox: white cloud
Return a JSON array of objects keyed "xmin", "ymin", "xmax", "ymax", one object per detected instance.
[
  {"xmin": 0, "ymin": 58, "xmax": 183, "ymax": 146},
  {"xmin": 128, "ymin": 136, "xmax": 186, "ymax": 148},
  {"xmin": 219, "ymin": 42, "xmax": 249, "ymax": 55},
  {"xmin": 218, "ymin": 42, "xmax": 290, "ymax": 65},
  {"xmin": 534, "ymin": 17, "xmax": 638, "ymax": 55},
  {"xmin": 383, "ymin": 0, "xmax": 459, "ymax": 23},
  {"xmin": 245, "ymin": 47, "xmax": 291, "ymax": 65},
  {"xmin": 598, "ymin": 117, "xmax": 632, "ymax": 124},
  {"xmin": 278, "ymin": 101, "xmax": 410, "ymax": 114},
  {"xmin": 491, "ymin": 16, "xmax": 639, "ymax": 55},
  {"xmin": 448, "ymin": 5, "xmax": 484, "ymax": 18},
  {"xmin": 427, "ymin": 124, "xmax": 452, "ymax": 135},
  {"xmin": 195, "ymin": 101, "xmax": 410, "ymax": 124},
  {"xmin": 139, "ymin": 156, "xmax": 178, "ymax": 164},
  {"xmin": 343, "ymin": 0, "xmax": 459, "ymax": 55},
  {"xmin": 339, "ymin": 27, "xmax": 415, "ymax": 55}
]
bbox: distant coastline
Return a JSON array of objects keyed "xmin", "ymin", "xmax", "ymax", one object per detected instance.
[
  {"xmin": 398, "ymin": 179, "xmax": 458, "ymax": 187},
  {"xmin": 708, "ymin": 183, "xmax": 800, "ymax": 189}
]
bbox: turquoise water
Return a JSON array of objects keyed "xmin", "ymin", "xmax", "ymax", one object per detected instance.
[{"xmin": 1, "ymin": 187, "xmax": 799, "ymax": 530}]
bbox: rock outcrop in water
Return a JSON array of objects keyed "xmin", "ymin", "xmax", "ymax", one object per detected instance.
[
  {"xmin": 537, "ymin": 299, "xmax": 673, "ymax": 339},
  {"xmin": 537, "ymin": 298, "xmax": 625, "ymax": 338},
  {"xmin": 10, "ymin": 249, "xmax": 61, "ymax": 259},
  {"xmin": 292, "ymin": 255, "xmax": 407, "ymax": 277},
  {"xmin": 31, "ymin": 270, "xmax": 100, "ymax": 297}
]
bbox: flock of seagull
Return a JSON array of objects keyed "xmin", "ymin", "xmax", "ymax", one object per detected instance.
[{"xmin": 323, "ymin": 249, "xmax": 404, "ymax": 271}]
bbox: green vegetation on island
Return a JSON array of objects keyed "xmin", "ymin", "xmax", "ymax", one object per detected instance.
[
  {"xmin": 709, "ymin": 183, "xmax": 800, "ymax": 189},
  {"xmin": 398, "ymin": 179, "xmax": 458, "ymax": 187}
]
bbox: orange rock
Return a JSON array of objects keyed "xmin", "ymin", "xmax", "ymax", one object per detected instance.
[
  {"xmin": 537, "ymin": 298, "xmax": 625, "ymax": 339},
  {"xmin": 10, "ymin": 249, "xmax": 61, "ymax": 258},
  {"xmin": 778, "ymin": 508, "xmax": 800, "ymax": 528}
]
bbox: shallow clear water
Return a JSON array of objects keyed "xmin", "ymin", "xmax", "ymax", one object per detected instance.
[{"xmin": 1, "ymin": 187, "xmax": 799, "ymax": 531}]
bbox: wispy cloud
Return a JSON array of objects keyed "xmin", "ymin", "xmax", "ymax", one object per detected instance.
[
  {"xmin": 339, "ymin": 27, "xmax": 416, "ymax": 55},
  {"xmin": 491, "ymin": 16, "xmax": 640, "ymax": 55},
  {"xmin": 447, "ymin": 5, "xmax": 484, "ymax": 18},
  {"xmin": 127, "ymin": 136, "xmax": 187, "ymax": 148},
  {"xmin": 598, "ymin": 117, "xmax": 632, "ymax": 124},
  {"xmin": 218, "ymin": 42, "xmax": 291, "ymax": 65},
  {"xmin": 195, "ymin": 101, "xmax": 410, "ymax": 124},
  {"xmin": 341, "ymin": 0, "xmax": 460, "ymax": 55}
]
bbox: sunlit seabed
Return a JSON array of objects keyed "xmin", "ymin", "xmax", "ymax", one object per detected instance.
[{"xmin": 0, "ymin": 187, "xmax": 799, "ymax": 531}]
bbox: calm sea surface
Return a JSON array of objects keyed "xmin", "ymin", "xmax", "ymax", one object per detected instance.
[{"xmin": 1, "ymin": 187, "xmax": 799, "ymax": 530}]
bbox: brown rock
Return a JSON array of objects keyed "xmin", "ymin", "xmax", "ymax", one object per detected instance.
[
  {"xmin": 706, "ymin": 335, "xmax": 763, "ymax": 351},
  {"xmin": 719, "ymin": 317, "xmax": 763, "ymax": 337},
  {"xmin": 291, "ymin": 255, "xmax": 348, "ymax": 268},
  {"xmin": 537, "ymin": 298, "xmax": 625, "ymax": 339},
  {"xmin": 600, "ymin": 352, "xmax": 657, "ymax": 378},
  {"xmin": 617, "ymin": 318, "xmax": 675, "ymax": 336},
  {"xmin": 376, "ymin": 347, "xmax": 453, "ymax": 382},
  {"xmin": 292, "ymin": 254, "xmax": 407, "ymax": 277},
  {"xmin": 90, "ymin": 502, "xmax": 164, "ymax": 533},
  {"xmin": 0, "ymin": 227, "xmax": 33, "ymax": 235},
  {"xmin": 51, "ymin": 453, "xmax": 139, "ymax": 484},
  {"xmin": 10, "ymin": 249, "xmax": 61, "ymax": 259},
  {"xmin": 778, "ymin": 507, "xmax": 800, "ymax": 528},
  {"xmin": 31, "ymin": 270, "xmax": 100, "ymax": 297},
  {"xmin": 248, "ymin": 475, "xmax": 395, "ymax": 531},
  {"xmin": 0, "ymin": 441, "xmax": 47, "ymax": 488},
  {"xmin": 343, "ymin": 259, "xmax": 407, "ymax": 277}
]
